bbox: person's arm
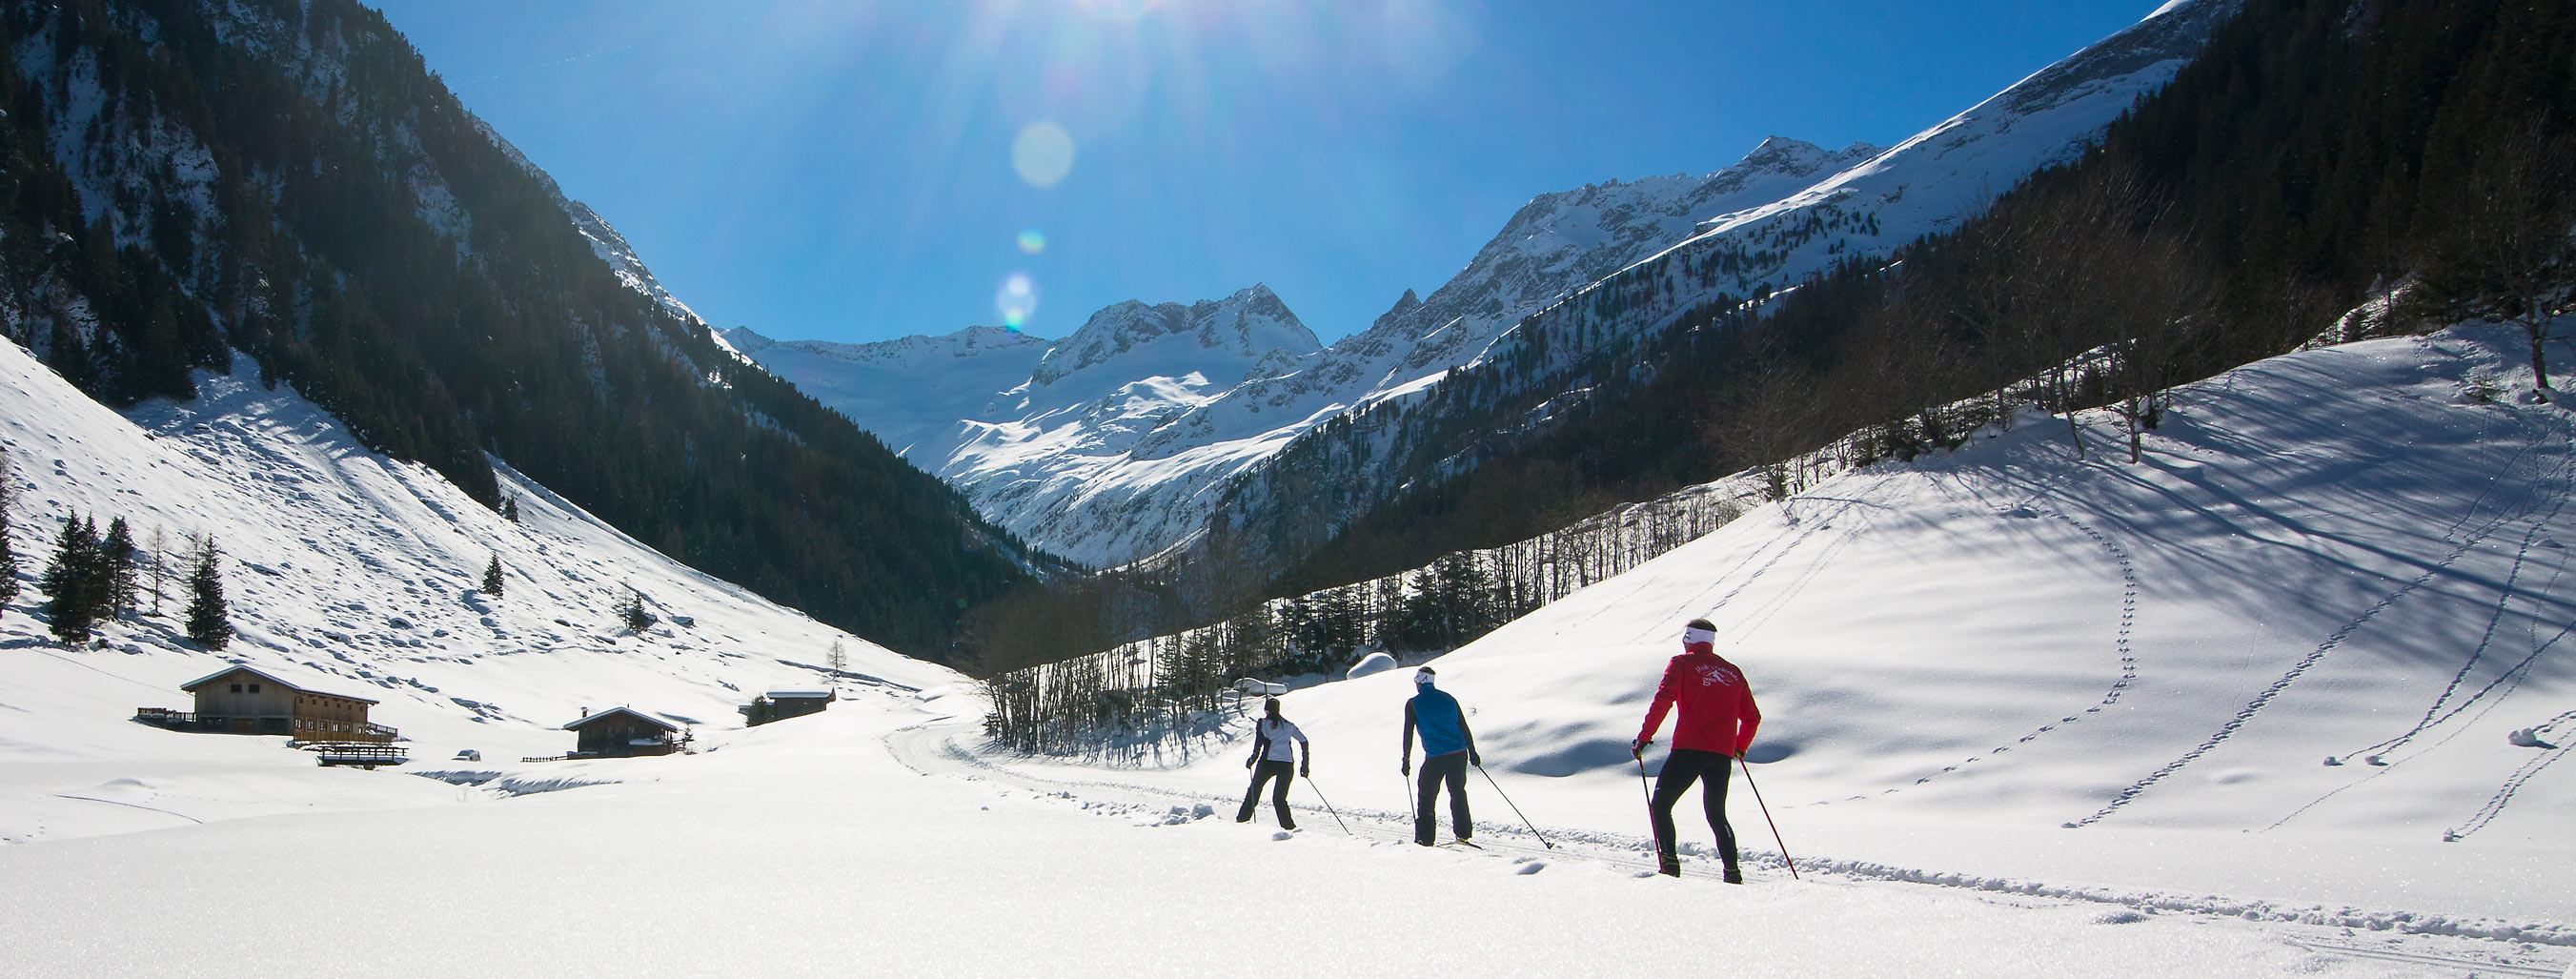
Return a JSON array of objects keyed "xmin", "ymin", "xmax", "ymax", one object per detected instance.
[
  {"xmin": 1734, "ymin": 676, "xmax": 1762, "ymax": 759},
  {"xmin": 1401, "ymin": 701, "xmax": 1417, "ymax": 775},
  {"xmin": 1247, "ymin": 724, "xmax": 1269, "ymax": 769},
  {"xmin": 1634, "ymin": 661, "xmax": 1681, "ymax": 755},
  {"xmin": 1297, "ymin": 727, "xmax": 1311, "ymax": 777},
  {"xmin": 1461, "ymin": 709, "xmax": 1480, "ymax": 767}
]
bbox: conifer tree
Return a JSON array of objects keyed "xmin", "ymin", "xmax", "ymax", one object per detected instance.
[
  {"xmin": 40, "ymin": 515, "xmax": 105, "ymax": 643},
  {"xmin": 501, "ymin": 494, "xmax": 520, "ymax": 523},
  {"xmin": 617, "ymin": 586, "xmax": 656, "ymax": 633},
  {"xmin": 185, "ymin": 534, "xmax": 233, "ymax": 649},
  {"xmin": 481, "ymin": 554, "xmax": 505, "ymax": 597},
  {"xmin": 101, "ymin": 517, "xmax": 138, "ymax": 617}
]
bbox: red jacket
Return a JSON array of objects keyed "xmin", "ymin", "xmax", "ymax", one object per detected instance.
[{"xmin": 1636, "ymin": 646, "xmax": 1760, "ymax": 756}]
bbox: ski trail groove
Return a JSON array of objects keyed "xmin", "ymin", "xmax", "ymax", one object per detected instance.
[
  {"xmin": 882, "ymin": 722, "xmax": 2576, "ymax": 959},
  {"xmin": 2444, "ymin": 708, "xmax": 2576, "ymax": 842},
  {"xmin": 2338, "ymin": 432, "xmax": 2576, "ymax": 765},
  {"xmin": 2069, "ymin": 418, "xmax": 2567, "ymax": 828}
]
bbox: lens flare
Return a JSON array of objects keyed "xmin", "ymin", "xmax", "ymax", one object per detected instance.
[
  {"xmin": 1011, "ymin": 122, "xmax": 1076, "ymax": 188},
  {"xmin": 1017, "ymin": 229, "xmax": 1047, "ymax": 255},
  {"xmin": 995, "ymin": 273, "xmax": 1040, "ymax": 330}
]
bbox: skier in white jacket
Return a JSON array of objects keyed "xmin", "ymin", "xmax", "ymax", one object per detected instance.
[{"xmin": 1237, "ymin": 697, "xmax": 1310, "ymax": 829}]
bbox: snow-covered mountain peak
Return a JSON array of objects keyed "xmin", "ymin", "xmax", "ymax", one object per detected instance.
[
  {"xmin": 1029, "ymin": 283, "xmax": 1319, "ymax": 391},
  {"xmin": 736, "ymin": 1, "xmax": 2239, "ymax": 566}
]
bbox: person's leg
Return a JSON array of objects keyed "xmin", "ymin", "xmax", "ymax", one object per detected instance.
[
  {"xmin": 1649, "ymin": 750, "xmax": 1711, "ymax": 876},
  {"xmin": 1238, "ymin": 764, "xmax": 1276, "ymax": 823},
  {"xmin": 1701, "ymin": 753, "xmax": 1740, "ymax": 881},
  {"xmin": 1269, "ymin": 761, "xmax": 1297, "ymax": 829},
  {"xmin": 1440, "ymin": 753, "xmax": 1472, "ymax": 841},
  {"xmin": 1415, "ymin": 762, "xmax": 1442, "ymax": 845}
]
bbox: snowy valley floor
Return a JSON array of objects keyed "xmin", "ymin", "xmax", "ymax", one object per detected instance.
[{"xmin": 0, "ymin": 705, "xmax": 2561, "ymax": 979}]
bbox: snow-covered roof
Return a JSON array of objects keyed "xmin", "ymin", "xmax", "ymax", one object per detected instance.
[
  {"xmin": 179, "ymin": 664, "xmax": 379, "ymax": 704},
  {"xmin": 560, "ymin": 706, "xmax": 680, "ymax": 732},
  {"xmin": 765, "ymin": 689, "xmax": 835, "ymax": 700}
]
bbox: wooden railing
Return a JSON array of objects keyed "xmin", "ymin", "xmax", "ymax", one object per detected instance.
[{"xmin": 307, "ymin": 742, "xmax": 408, "ymax": 767}]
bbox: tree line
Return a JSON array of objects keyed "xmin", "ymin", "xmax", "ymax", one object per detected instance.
[{"xmin": 979, "ymin": 485, "xmax": 1746, "ymax": 753}]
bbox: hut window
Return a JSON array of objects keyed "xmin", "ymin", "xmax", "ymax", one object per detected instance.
[
  {"xmin": 230, "ymin": 683, "xmax": 243, "ymax": 693},
  {"xmin": 248, "ymin": 683, "xmax": 261, "ymax": 693}
]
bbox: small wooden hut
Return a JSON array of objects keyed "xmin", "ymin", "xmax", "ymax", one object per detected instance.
[
  {"xmin": 742, "ymin": 688, "xmax": 835, "ymax": 726},
  {"xmin": 562, "ymin": 706, "xmax": 682, "ymax": 758}
]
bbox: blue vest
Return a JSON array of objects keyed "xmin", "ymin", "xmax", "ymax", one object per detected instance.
[{"xmin": 1410, "ymin": 685, "xmax": 1468, "ymax": 757}]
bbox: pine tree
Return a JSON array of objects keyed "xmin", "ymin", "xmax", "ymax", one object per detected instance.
[
  {"xmin": 617, "ymin": 586, "xmax": 657, "ymax": 633},
  {"xmin": 40, "ymin": 515, "xmax": 105, "ymax": 644},
  {"xmin": 480, "ymin": 553, "xmax": 505, "ymax": 597},
  {"xmin": 101, "ymin": 517, "xmax": 138, "ymax": 617},
  {"xmin": 185, "ymin": 534, "xmax": 233, "ymax": 649},
  {"xmin": 501, "ymin": 494, "xmax": 520, "ymax": 522},
  {"xmin": 0, "ymin": 448, "xmax": 19, "ymax": 619}
]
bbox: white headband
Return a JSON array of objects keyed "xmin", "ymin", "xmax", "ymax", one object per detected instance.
[{"xmin": 1683, "ymin": 624, "xmax": 1716, "ymax": 646}]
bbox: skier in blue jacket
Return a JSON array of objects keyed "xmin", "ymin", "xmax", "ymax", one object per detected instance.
[{"xmin": 1400, "ymin": 666, "xmax": 1479, "ymax": 846}]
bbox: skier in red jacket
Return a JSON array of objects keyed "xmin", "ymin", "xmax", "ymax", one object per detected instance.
[{"xmin": 1632, "ymin": 618, "xmax": 1761, "ymax": 881}]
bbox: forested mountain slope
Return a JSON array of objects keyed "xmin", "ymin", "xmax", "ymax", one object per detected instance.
[
  {"xmin": 0, "ymin": 0, "xmax": 1025, "ymax": 659},
  {"xmin": 1257, "ymin": 0, "xmax": 2576, "ymax": 601}
]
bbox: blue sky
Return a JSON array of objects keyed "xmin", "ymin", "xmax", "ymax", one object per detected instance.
[{"xmin": 375, "ymin": 0, "xmax": 2162, "ymax": 346}]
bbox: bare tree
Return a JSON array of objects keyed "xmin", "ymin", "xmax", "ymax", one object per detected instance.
[{"xmin": 2409, "ymin": 122, "xmax": 2576, "ymax": 399}]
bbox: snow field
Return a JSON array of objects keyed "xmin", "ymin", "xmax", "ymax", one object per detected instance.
[{"xmin": 0, "ymin": 706, "xmax": 2411, "ymax": 979}]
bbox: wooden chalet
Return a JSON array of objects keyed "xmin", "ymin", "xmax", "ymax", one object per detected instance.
[
  {"xmin": 741, "ymin": 688, "xmax": 835, "ymax": 726},
  {"xmin": 136, "ymin": 665, "xmax": 396, "ymax": 744},
  {"xmin": 563, "ymin": 706, "xmax": 683, "ymax": 758}
]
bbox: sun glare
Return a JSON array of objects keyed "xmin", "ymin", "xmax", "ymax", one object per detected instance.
[
  {"xmin": 995, "ymin": 273, "xmax": 1041, "ymax": 329},
  {"xmin": 1012, "ymin": 121, "xmax": 1077, "ymax": 188}
]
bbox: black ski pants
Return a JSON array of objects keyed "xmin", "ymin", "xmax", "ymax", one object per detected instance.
[
  {"xmin": 1414, "ymin": 750, "xmax": 1471, "ymax": 845},
  {"xmin": 1238, "ymin": 760, "xmax": 1297, "ymax": 828},
  {"xmin": 1650, "ymin": 748, "xmax": 1739, "ymax": 868}
]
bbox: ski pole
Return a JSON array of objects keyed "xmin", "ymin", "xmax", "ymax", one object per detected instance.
[
  {"xmin": 1634, "ymin": 750, "xmax": 1655, "ymax": 829},
  {"xmin": 1472, "ymin": 761, "xmax": 1555, "ymax": 849},
  {"xmin": 1304, "ymin": 777, "xmax": 1352, "ymax": 836},
  {"xmin": 1737, "ymin": 755, "xmax": 1798, "ymax": 880}
]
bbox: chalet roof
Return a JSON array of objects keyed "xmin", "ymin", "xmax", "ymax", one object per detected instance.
[
  {"xmin": 561, "ymin": 706, "xmax": 682, "ymax": 732},
  {"xmin": 765, "ymin": 689, "xmax": 835, "ymax": 700},
  {"xmin": 179, "ymin": 664, "xmax": 379, "ymax": 704}
]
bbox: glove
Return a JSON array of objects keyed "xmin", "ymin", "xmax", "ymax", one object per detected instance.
[
  {"xmin": 1299, "ymin": 765, "xmax": 1309, "ymax": 778},
  {"xmin": 1469, "ymin": 750, "xmax": 1482, "ymax": 767},
  {"xmin": 1245, "ymin": 757, "xmax": 1254, "ymax": 769},
  {"xmin": 1400, "ymin": 761, "xmax": 1411, "ymax": 776},
  {"xmin": 1632, "ymin": 738, "xmax": 1651, "ymax": 759}
]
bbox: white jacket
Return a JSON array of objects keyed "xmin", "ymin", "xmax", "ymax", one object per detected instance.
[{"xmin": 1251, "ymin": 718, "xmax": 1308, "ymax": 763}]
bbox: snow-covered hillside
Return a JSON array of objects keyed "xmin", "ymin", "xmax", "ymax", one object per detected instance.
[
  {"xmin": 740, "ymin": 0, "xmax": 2241, "ymax": 567},
  {"xmin": 912, "ymin": 324, "xmax": 2576, "ymax": 945},
  {"xmin": 6, "ymin": 319, "xmax": 2569, "ymax": 976},
  {"xmin": 0, "ymin": 329, "xmax": 964, "ymax": 846}
]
